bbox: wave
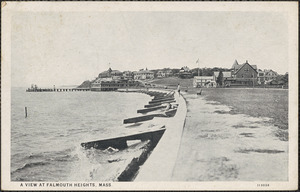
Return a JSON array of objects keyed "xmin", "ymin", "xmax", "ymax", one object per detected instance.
[{"xmin": 13, "ymin": 161, "xmax": 51, "ymax": 173}]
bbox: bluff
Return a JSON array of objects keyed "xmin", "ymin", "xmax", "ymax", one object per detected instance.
[{"xmin": 77, "ymin": 80, "xmax": 93, "ymax": 89}]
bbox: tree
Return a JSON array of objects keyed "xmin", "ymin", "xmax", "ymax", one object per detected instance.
[
  {"xmin": 282, "ymin": 73, "xmax": 288, "ymax": 84},
  {"xmin": 216, "ymin": 71, "xmax": 223, "ymax": 87}
]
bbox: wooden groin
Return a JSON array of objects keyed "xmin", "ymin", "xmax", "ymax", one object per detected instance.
[
  {"xmin": 149, "ymin": 98, "xmax": 174, "ymax": 104},
  {"xmin": 137, "ymin": 105, "xmax": 166, "ymax": 114},
  {"xmin": 144, "ymin": 103, "xmax": 163, "ymax": 108},
  {"xmin": 123, "ymin": 114, "xmax": 168, "ymax": 124},
  {"xmin": 81, "ymin": 127, "xmax": 166, "ymax": 150}
]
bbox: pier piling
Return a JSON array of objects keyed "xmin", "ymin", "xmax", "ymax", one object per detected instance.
[{"xmin": 25, "ymin": 107, "xmax": 27, "ymax": 118}]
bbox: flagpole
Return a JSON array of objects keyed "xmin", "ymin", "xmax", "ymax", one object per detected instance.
[{"xmin": 197, "ymin": 59, "xmax": 200, "ymax": 76}]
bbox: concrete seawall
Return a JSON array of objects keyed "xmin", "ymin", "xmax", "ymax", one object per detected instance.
[{"xmin": 135, "ymin": 89, "xmax": 187, "ymax": 181}]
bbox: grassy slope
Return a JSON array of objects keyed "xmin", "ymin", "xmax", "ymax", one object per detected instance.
[
  {"xmin": 202, "ymin": 89, "xmax": 288, "ymax": 128},
  {"xmin": 150, "ymin": 77, "xmax": 193, "ymax": 88},
  {"xmin": 152, "ymin": 77, "xmax": 289, "ymax": 140}
]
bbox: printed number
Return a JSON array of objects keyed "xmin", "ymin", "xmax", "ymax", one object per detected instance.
[{"xmin": 257, "ymin": 184, "xmax": 269, "ymax": 187}]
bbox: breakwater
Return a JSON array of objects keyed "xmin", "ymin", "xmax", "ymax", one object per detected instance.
[
  {"xmin": 79, "ymin": 88, "xmax": 182, "ymax": 181},
  {"xmin": 135, "ymin": 89, "xmax": 187, "ymax": 181}
]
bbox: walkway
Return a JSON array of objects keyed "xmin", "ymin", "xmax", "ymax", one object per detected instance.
[
  {"xmin": 135, "ymin": 90, "xmax": 187, "ymax": 181},
  {"xmin": 172, "ymin": 93, "xmax": 288, "ymax": 181}
]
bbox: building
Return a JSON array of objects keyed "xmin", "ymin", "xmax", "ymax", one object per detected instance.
[
  {"xmin": 193, "ymin": 76, "xmax": 216, "ymax": 88},
  {"xmin": 123, "ymin": 71, "xmax": 133, "ymax": 79},
  {"xmin": 134, "ymin": 69, "xmax": 154, "ymax": 80},
  {"xmin": 157, "ymin": 71, "xmax": 166, "ymax": 78},
  {"xmin": 157, "ymin": 69, "xmax": 173, "ymax": 78},
  {"xmin": 257, "ymin": 69, "xmax": 278, "ymax": 84},
  {"xmin": 212, "ymin": 60, "xmax": 258, "ymax": 87},
  {"xmin": 91, "ymin": 77, "xmax": 140, "ymax": 91},
  {"xmin": 232, "ymin": 60, "xmax": 258, "ymax": 86},
  {"xmin": 232, "ymin": 60, "xmax": 257, "ymax": 73},
  {"xmin": 98, "ymin": 68, "xmax": 123, "ymax": 78},
  {"xmin": 213, "ymin": 71, "xmax": 233, "ymax": 86},
  {"xmin": 264, "ymin": 69, "xmax": 278, "ymax": 81},
  {"xmin": 179, "ymin": 66, "xmax": 193, "ymax": 78},
  {"xmin": 165, "ymin": 69, "xmax": 173, "ymax": 77}
]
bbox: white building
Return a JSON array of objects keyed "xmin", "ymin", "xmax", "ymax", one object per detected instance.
[
  {"xmin": 193, "ymin": 76, "xmax": 216, "ymax": 88},
  {"xmin": 134, "ymin": 69, "xmax": 154, "ymax": 80}
]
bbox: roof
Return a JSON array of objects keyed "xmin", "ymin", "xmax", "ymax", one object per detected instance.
[
  {"xmin": 232, "ymin": 60, "xmax": 257, "ymax": 71},
  {"xmin": 232, "ymin": 60, "xmax": 239, "ymax": 69},
  {"xmin": 214, "ymin": 71, "xmax": 232, "ymax": 78},
  {"xmin": 136, "ymin": 70, "xmax": 154, "ymax": 74},
  {"xmin": 251, "ymin": 65, "xmax": 257, "ymax": 70},
  {"xmin": 234, "ymin": 62, "xmax": 258, "ymax": 74},
  {"xmin": 194, "ymin": 76, "xmax": 214, "ymax": 80},
  {"xmin": 111, "ymin": 70, "xmax": 122, "ymax": 74},
  {"xmin": 264, "ymin": 70, "xmax": 278, "ymax": 75}
]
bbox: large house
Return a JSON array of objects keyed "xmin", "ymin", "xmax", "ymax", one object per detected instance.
[
  {"xmin": 91, "ymin": 77, "xmax": 140, "ymax": 91},
  {"xmin": 228, "ymin": 60, "xmax": 258, "ymax": 86},
  {"xmin": 257, "ymin": 69, "xmax": 278, "ymax": 84},
  {"xmin": 212, "ymin": 60, "xmax": 258, "ymax": 87},
  {"xmin": 157, "ymin": 69, "xmax": 173, "ymax": 78},
  {"xmin": 98, "ymin": 68, "xmax": 123, "ymax": 79},
  {"xmin": 193, "ymin": 76, "xmax": 216, "ymax": 88},
  {"xmin": 134, "ymin": 69, "xmax": 154, "ymax": 80},
  {"xmin": 179, "ymin": 66, "xmax": 193, "ymax": 78},
  {"xmin": 123, "ymin": 71, "xmax": 134, "ymax": 79}
]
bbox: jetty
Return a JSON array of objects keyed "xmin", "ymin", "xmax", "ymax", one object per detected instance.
[
  {"xmin": 123, "ymin": 109, "xmax": 177, "ymax": 124},
  {"xmin": 137, "ymin": 105, "xmax": 166, "ymax": 114},
  {"xmin": 123, "ymin": 90, "xmax": 177, "ymax": 124},
  {"xmin": 81, "ymin": 126, "xmax": 166, "ymax": 150}
]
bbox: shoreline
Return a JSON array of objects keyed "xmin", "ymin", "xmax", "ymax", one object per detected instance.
[{"xmin": 135, "ymin": 89, "xmax": 187, "ymax": 181}]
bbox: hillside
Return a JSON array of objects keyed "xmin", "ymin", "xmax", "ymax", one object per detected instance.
[
  {"xmin": 149, "ymin": 77, "xmax": 193, "ymax": 88},
  {"xmin": 77, "ymin": 80, "xmax": 92, "ymax": 88}
]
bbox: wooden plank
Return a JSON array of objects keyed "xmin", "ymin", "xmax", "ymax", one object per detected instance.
[
  {"xmin": 123, "ymin": 113, "xmax": 167, "ymax": 124},
  {"xmin": 149, "ymin": 97, "xmax": 174, "ymax": 104},
  {"xmin": 153, "ymin": 92, "xmax": 174, "ymax": 99},
  {"xmin": 153, "ymin": 96, "xmax": 173, "ymax": 101},
  {"xmin": 148, "ymin": 99, "xmax": 176, "ymax": 105},
  {"xmin": 144, "ymin": 103, "xmax": 162, "ymax": 108},
  {"xmin": 144, "ymin": 100, "xmax": 175, "ymax": 108},
  {"xmin": 137, "ymin": 105, "xmax": 166, "ymax": 114},
  {"xmin": 81, "ymin": 128, "xmax": 166, "ymax": 150}
]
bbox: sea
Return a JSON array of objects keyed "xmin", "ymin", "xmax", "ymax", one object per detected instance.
[{"xmin": 11, "ymin": 87, "xmax": 151, "ymax": 181}]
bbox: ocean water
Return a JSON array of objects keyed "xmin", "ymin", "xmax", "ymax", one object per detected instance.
[{"xmin": 11, "ymin": 88, "xmax": 151, "ymax": 181}]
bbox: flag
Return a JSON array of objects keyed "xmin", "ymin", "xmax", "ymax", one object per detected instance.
[{"xmin": 196, "ymin": 59, "xmax": 199, "ymax": 64}]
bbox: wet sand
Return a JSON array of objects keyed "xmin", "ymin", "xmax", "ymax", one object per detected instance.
[{"xmin": 172, "ymin": 92, "xmax": 288, "ymax": 181}]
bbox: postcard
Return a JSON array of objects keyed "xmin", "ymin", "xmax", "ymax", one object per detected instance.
[{"xmin": 1, "ymin": 1, "xmax": 298, "ymax": 190}]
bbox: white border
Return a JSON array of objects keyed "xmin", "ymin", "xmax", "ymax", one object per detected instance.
[{"xmin": 1, "ymin": 1, "xmax": 298, "ymax": 190}]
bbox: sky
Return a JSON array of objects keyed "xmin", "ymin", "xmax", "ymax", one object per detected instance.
[{"xmin": 11, "ymin": 11, "xmax": 289, "ymax": 87}]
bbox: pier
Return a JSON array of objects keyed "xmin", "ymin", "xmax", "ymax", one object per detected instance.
[{"xmin": 26, "ymin": 88, "xmax": 90, "ymax": 92}]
